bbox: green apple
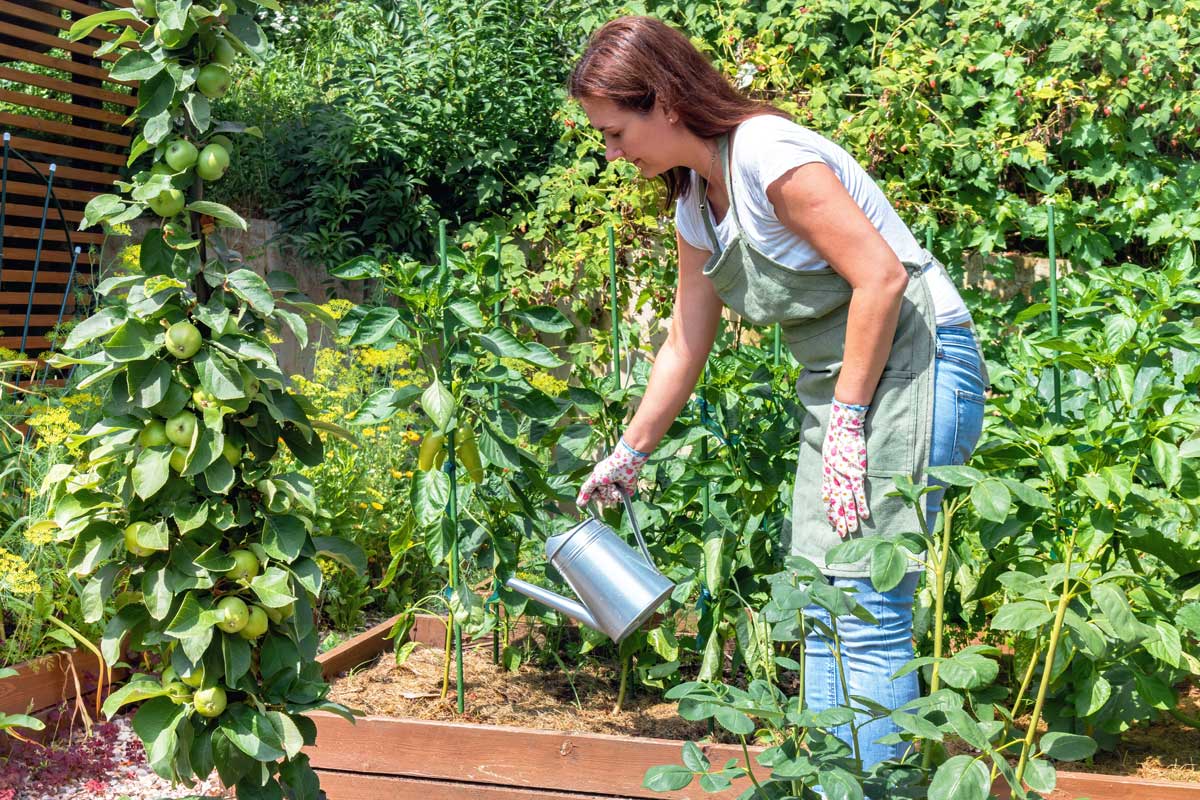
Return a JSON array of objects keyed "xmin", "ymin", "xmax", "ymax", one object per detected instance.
[
  {"xmin": 165, "ymin": 411, "xmax": 197, "ymax": 448},
  {"xmin": 209, "ymin": 134, "xmax": 234, "ymax": 153},
  {"xmin": 211, "ymin": 34, "xmax": 237, "ymax": 66},
  {"xmin": 192, "ymin": 387, "xmax": 218, "ymax": 411},
  {"xmin": 215, "ymin": 596, "xmax": 249, "ymax": 634},
  {"xmin": 180, "ymin": 667, "xmax": 205, "ymax": 688},
  {"xmin": 238, "ymin": 606, "xmax": 269, "ymax": 640},
  {"xmin": 264, "ymin": 601, "xmax": 294, "ymax": 624},
  {"xmin": 223, "ymin": 440, "xmax": 242, "ymax": 466},
  {"xmin": 196, "ymin": 64, "xmax": 232, "ymax": 100},
  {"xmin": 193, "ymin": 686, "xmax": 227, "ymax": 717},
  {"xmin": 195, "ymin": 143, "xmax": 230, "ymax": 182},
  {"xmin": 164, "ymin": 138, "xmax": 199, "ymax": 171},
  {"xmin": 154, "ymin": 20, "xmax": 196, "ymax": 50},
  {"xmin": 147, "ymin": 187, "xmax": 185, "ymax": 218},
  {"xmin": 165, "ymin": 320, "xmax": 202, "ymax": 359},
  {"xmin": 133, "ymin": 0, "xmax": 157, "ymax": 18},
  {"xmin": 123, "ymin": 522, "xmax": 156, "ymax": 557},
  {"xmin": 164, "ymin": 681, "xmax": 191, "ymax": 703},
  {"xmin": 139, "ymin": 419, "xmax": 169, "ymax": 447},
  {"xmin": 169, "ymin": 446, "xmax": 187, "ymax": 473},
  {"xmin": 227, "ymin": 549, "xmax": 259, "ymax": 581}
]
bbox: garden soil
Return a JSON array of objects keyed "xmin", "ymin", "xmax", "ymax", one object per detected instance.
[
  {"xmin": 329, "ymin": 638, "xmax": 1200, "ymax": 784},
  {"xmin": 1067, "ymin": 681, "xmax": 1200, "ymax": 783},
  {"xmin": 326, "ymin": 640, "xmax": 708, "ymax": 740}
]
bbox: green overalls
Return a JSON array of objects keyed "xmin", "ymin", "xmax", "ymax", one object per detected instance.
[{"xmin": 697, "ymin": 134, "xmax": 942, "ymax": 577}]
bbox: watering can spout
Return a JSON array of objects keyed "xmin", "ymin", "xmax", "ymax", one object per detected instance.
[{"xmin": 506, "ymin": 578, "xmax": 600, "ymax": 631}]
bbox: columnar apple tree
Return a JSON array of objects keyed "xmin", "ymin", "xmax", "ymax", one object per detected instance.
[{"xmin": 42, "ymin": 3, "xmax": 363, "ymax": 798}]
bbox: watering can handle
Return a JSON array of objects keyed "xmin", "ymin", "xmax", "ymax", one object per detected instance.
[{"xmin": 589, "ymin": 489, "xmax": 657, "ymax": 570}]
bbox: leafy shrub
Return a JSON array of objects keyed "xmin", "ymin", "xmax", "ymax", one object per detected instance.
[{"xmin": 264, "ymin": 0, "xmax": 606, "ymax": 264}]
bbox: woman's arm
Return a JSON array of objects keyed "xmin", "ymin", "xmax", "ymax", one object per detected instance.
[
  {"xmin": 766, "ymin": 163, "xmax": 909, "ymax": 405},
  {"xmin": 621, "ymin": 231, "xmax": 724, "ymax": 453}
]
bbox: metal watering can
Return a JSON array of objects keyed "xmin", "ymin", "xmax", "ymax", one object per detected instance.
[{"xmin": 506, "ymin": 490, "xmax": 674, "ymax": 642}]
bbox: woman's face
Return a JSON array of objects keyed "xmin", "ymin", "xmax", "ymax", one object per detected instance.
[{"xmin": 578, "ymin": 95, "xmax": 680, "ymax": 177}]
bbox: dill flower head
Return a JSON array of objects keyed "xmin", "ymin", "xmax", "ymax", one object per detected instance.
[
  {"xmin": 0, "ymin": 548, "xmax": 41, "ymax": 595},
  {"xmin": 27, "ymin": 405, "xmax": 82, "ymax": 453}
]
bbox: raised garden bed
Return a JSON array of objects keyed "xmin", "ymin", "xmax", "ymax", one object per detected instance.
[
  {"xmin": 3, "ymin": 619, "xmax": 1197, "ymax": 800},
  {"xmin": 0, "ymin": 647, "xmax": 126, "ymax": 751},
  {"xmin": 306, "ymin": 615, "xmax": 1200, "ymax": 800}
]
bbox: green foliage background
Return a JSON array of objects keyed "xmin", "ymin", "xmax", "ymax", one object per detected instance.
[{"xmin": 210, "ymin": 0, "xmax": 1199, "ymax": 308}]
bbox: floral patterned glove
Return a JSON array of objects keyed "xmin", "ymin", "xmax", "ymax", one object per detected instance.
[
  {"xmin": 821, "ymin": 399, "xmax": 870, "ymax": 538},
  {"xmin": 576, "ymin": 437, "xmax": 650, "ymax": 507}
]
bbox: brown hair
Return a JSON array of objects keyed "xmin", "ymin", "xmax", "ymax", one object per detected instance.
[{"xmin": 569, "ymin": 16, "xmax": 789, "ymax": 206}]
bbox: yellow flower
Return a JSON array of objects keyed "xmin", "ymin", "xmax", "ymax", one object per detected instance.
[
  {"xmin": 27, "ymin": 405, "xmax": 82, "ymax": 453},
  {"xmin": 62, "ymin": 392, "xmax": 101, "ymax": 410},
  {"xmin": 361, "ymin": 427, "xmax": 376, "ymax": 437},
  {"xmin": 357, "ymin": 345, "xmax": 412, "ymax": 370},
  {"xmin": 23, "ymin": 522, "xmax": 55, "ymax": 546},
  {"xmin": 530, "ymin": 371, "xmax": 568, "ymax": 397},
  {"xmin": 321, "ymin": 299, "xmax": 356, "ymax": 321},
  {"xmin": 0, "ymin": 548, "xmax": 41, "ymax": 595},
  {"xmin": 358, "ymin": 502, "xmax": 368, "ymax": 509},
  {"xmin": 391, "ymin": 469, "xmax": 405, "ymax": 479},
  {"xmin": 371, "ymin": 502, "xmax": 384, "ymax": 511}
]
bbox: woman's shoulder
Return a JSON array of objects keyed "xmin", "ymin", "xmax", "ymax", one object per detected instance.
[{"xmin": 735, "ymin": 112, "xmax": 810, "ymax": 141}]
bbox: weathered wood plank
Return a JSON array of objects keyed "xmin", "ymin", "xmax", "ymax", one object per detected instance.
[
  {"xmin": 0, "ymin": 649, "xmax": 123, "ymax": 718},
  {"xmin": 39, "ymin": 0, "xmax": 138, "ymax": 20},
  {"xmin": 2, "ymin": 201, "xmax": 86, "ymax": 222},
  {"xmin": 0, "ymin": 0, "xmax": 124, "ymax": 42},
  {"xmin": 5, "ymin": 156, "xmax": 125, "ymax": 187},
  {"xmin": 6, "ymin": 133, "xmax": 126, "ymax": 167},
  {"xmin": 2, "ymin": 177, "xmax": 102, "ymax": 204},
  {"xmin": 0, "ymin": 42, "xmax": 134, "ymax": 86},
  {"xmin": 0, "ymin": 20, "xmax": 121, "ymax": 62},
  {"xmin": 0, "ymin": 268, "xmax": 90, "ymax": 286},
  {"xmin": 0, "ymin": 64, "xmax": 137, "ymax": 107},
  {"xmin": 2, "ymin": 224, "xmax": 106, "ymax": 244},
  {"xmin": 314, "ymin": 771, "xmax": 639, "ymax": 800},
  {"xmin": 304, "ymin": 713, "xmax": 761, "ymax": 800},
  {"xmin": 1, "ymin": 247, "xmax": 90, "ymax": 264},
  {"xmin": 0, "ymin": 87, "xmax": 128, "ymax": 127},
  {"xmin": 0, "ymin": 313, "xmax": 78, "ymax": 326},
  {"xmin": 0, "ymin": 111, "xmax": 129, "ymax": 147}
]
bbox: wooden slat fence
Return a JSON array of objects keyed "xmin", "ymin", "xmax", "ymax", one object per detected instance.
[{"xmin": 0, "ymin": 0, "xmax": 136, "ymax": 358}]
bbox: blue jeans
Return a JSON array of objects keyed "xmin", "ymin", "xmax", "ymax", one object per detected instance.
[{"xmin": 804, "ymin": 325, "xmax": 986, "ymax": 769}]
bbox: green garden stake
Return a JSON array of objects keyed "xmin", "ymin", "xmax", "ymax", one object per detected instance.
[
  {"xmin": 1047, "ymin": 199, "xmax": 1061, "ymax": 419},
  {"xmin": 924, "ymin": 210, "xmax": 935, "ymax": 255},
  {"xmin": 492, "ymin": 232, "xmax": 503, "ymax": 666},
  {"xmin": 773, "ymin": 324, "xmax": 781, "ymax": 366},
  {"xmin": 439, "ymin": 222, "xmax": 465, "ymax": 714},
  {"xmin": 608, "ymin": 225, "xmax": 620, "ymax": 390}
]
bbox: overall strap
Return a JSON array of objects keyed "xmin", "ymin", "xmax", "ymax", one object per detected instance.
[{"xmin": 697, "ymin": 134, "xmax": 741, "ymax": 254}]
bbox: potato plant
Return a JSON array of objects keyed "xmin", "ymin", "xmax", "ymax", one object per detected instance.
[{"xmin": 32, "ymin": 2, "xmax": 363, "ymax": 798}]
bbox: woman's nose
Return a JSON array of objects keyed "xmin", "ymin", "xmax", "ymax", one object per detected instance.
[{"xmin": 605, "ymin": 145, "xmax": 623, "ymax": 162}]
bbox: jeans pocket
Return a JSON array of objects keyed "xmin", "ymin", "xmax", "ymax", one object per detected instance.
[{"xmin": 952, "ymin": 388, "xmax": 986, "ymax": 465}]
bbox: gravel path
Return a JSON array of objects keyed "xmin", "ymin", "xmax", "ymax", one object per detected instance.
[{"xmin": 2, "ymin": 714, "xmax": 232, "ymax": 800}]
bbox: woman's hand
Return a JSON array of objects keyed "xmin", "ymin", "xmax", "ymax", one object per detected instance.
[
  {"xmin": 576, "ymin": 438, "xmax": 650, "ymax": 506},
  {"xmin": 821, "ymin": 400, "xmax": 870, "ymax": 537}
]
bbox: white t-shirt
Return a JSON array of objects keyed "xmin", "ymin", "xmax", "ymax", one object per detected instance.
[{"xmin": 675, "ymin": 114, "xmax": 970, "ymax": 327}]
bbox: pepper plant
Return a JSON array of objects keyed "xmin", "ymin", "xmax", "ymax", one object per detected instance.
[
  {"xmin": 937, "ymin": 248, "xmax": 1200, "ymax": 751},
  {"xmin": 34, "ymin": 2, "xmax": 363, "ymax": 798}
]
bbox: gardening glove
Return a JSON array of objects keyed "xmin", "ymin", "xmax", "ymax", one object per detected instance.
[
  {"xmin": 576, "ymin": 437, "xmax": 649, "ymax": 507},
  {"xmin": 821, "ymin": 399, "xmax": 870, "ymax": 538}
]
